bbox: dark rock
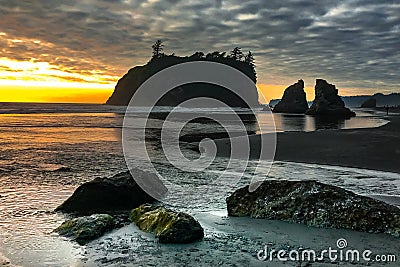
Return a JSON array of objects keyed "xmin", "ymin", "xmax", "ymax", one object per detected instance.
[
  {"xmin": 272, "ymin": 80, "xmax": 308, "ymax": 113},
  {"xmin": 106, "ymin": 54, "xmax": 259, "ymax": 107},
  {"xmin": 54, "ymin": 214, "xmax": 115, "ymax": 245},
  {"xmin": 306, "ymin": 79, "xmax": 356, "ymax": 118},
  {"xmin": 130, "ymin": 204, "xmax": 204, "ymax": 243},
  {"xmin": 55, "ymin": 169, "xmax": 166, "ymax": 215},
  {"xmin": 226, "ymin": 180, "xmax": 400, "ymax": 237},
  {"xmin": 360, "ymin": 98, "xmax": 377, "ymax": 108}
]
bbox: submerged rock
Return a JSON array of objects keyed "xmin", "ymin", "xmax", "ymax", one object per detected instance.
[
  {"xmin": 360, "ymin": 97, "xmax": 377, "ymax": 108},
  {"xmin": 227, "ymin": 180, "xmax": 400, "ymax": 237},
  {"xmin": 55, "ymin": 214, "xmax": 115, "ymax": 245},
  {"xmin": 56, "ymin": 169, "xmax": 166, "ymax": 215},
  {"xmin": 306, "ymin": 79, "xmax": 356, "ymax": 118},
  {"xmin": 130, "ymin": 204, "xmax": 204, "ymax": 243},
  {"xmin": 272, "ymin": 80, "xmax": 308, "ymax": 113}
]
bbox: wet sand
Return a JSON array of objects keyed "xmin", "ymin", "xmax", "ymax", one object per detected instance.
[
  {"xmin": 273, "ymin": 115, "xmax": 400, "ymax": 173},
  {"xmin": 80, "ymin": 211, "xmax": 400, "ymax": 266},
  {"xmin": 213, "ymin": 115, "xmax": 400, "ymax": 174}
]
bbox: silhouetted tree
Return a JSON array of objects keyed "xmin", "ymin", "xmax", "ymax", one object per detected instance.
[
  {"xmin": 230, "ymin": 47, "xmax": 244, "ymax": 61},
  {"xmin": 152, "ymin": 40, "xmax": 164, "ymax": 58},
  {"xmin": 244, "ymin": 51, "xmax": 255, "ymax": 67},
  {"xmin": 190, "ymin": 52, "xmax": 205, "ymax": 59}
]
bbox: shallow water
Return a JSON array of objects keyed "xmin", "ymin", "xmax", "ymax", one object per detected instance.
[{"xmin": 0, "ymin": 103, "xmax": 398, "ymax": 266}]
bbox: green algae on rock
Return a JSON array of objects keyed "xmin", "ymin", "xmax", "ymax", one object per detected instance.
[
  {"xmin": 130, "ymin": 204, "xmax": 204, "ymax": 243},
  {"xmin": 227, "ymin": 180, "xmax": 400, "ymax": 237},
  {"xmin": 55, "ymin": 214, "xmax": 115, "ymax": 245}
]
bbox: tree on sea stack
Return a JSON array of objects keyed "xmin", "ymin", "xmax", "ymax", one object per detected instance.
[
  {"xmin": 244, "ymin": 51, "xmax": 255, "ymax": 67},
  {"xmin": 152, "ymin": 39, "xmax": 164, "ymax": 58},
  {"xmin": 244, "ymin": 51, "xmax": 257, "ymax": 80},
  {"xmin": 230, "ymin": 47, "xmax": 244, "ymax": 61}
]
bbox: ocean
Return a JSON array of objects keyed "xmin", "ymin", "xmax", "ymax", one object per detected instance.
[{"xmin": 0, "ymin": 102, "xmax": 399, "ymax": 266}]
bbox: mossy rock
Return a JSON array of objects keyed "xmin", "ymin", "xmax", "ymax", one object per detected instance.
[
  {"xmin": 55, "ymin": 214, "xmax": 115, "ymax": 245},
  {"xmin": 130, "ymin": 204, "xmax": 204, "ymax": 243}
]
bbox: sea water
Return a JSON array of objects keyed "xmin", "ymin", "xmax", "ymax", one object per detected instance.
[{"xmin": 0, "ymin": 103, "xmax": 398, "ymax": 266}]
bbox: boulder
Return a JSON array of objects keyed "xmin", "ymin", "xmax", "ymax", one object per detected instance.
[
  {"xmin": 306, "ymin": 79, "xmax": 356, "ymax": 118},
  {"xmin": 226, "ymin": 180, "xmax": 400, "ymax": 237},
  {"xmin": 361, "ymin": 97, "xmax": 377, "ymax": 108},
  {"xmin": 130, "ymin": 204, "xmax": 204, "ymax": 243},
  {"xmin": 56, "ymin": 169, "xmax": 166, "ymax": 215},
  {"xmin": 272, "ymin": 80, "xmax": 309, "ymax": 113},
  {"xmin": 54, "ymin": 214, "xmax": 115, "ymax": 245}
]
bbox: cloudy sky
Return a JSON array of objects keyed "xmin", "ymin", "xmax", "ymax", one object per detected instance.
[{"xmin": 0, "ymin": 0, "xmax": 399, "ymax": 102}]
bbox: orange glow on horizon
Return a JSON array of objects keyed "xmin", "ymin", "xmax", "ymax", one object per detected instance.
[
  {"xmin": 0, "ymin": 86, "xmax": 114, "ymax": 103},
  {"xmin": 0, "ymin": 83, "xmax": 367, "ymax": 104},
  {"xmin": 257, "ymin": 84, "xmax": 315, "ymax": 103}
]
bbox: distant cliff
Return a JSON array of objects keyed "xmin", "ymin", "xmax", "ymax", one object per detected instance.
[
  {"xmin": 106, "ymin": 52, "xmax": 258, "ymax": 107},
  {"xmin": 341, "ymin": 93, "xmax": 400, "ymax": 107}
]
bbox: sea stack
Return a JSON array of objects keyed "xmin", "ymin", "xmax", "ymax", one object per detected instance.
[
  {"xmin": 272, "ymin": 79, "xmax": 308, "ymax": 113},
  {"xmin": 306, "ymin": 79, "xmax": 356, "ymax": 118}
]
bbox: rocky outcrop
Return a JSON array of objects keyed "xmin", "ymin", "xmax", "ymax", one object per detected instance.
[
  {"xmin": 360, "ymin": 97, "xmax": 377, "ymax": 108},
  {"xmin": 55, "ymin": 214, "xmax": 115, "ymax": 245},
  {"xmin": 227, "ymin": 180, "xmax": 400, "ymax": 237},
  {"xmin": 272, "ymin": 80, "xmax": 308, "ymax": 113},
  {"xmin": 306, "ymin": 79, "xmax": 356, "ymax": 118},
  {"xmin": 130, "ymin": 204, "xmax": 204, "ymax": 243},
  {"xmin": 56, "ymin": 169, "xmax": 166, "ymax": 215},
  {"xmin": 106, "ymin": 53, "xmax": 259, "ymax": 107}
]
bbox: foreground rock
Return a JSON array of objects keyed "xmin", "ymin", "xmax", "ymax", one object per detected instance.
[
  {"xmin": 360, "ymin": 97, "xmax": 377, "ymax": 108},
  {"xmin": 56, "ymin": 169, "xmax": 166, "ymax": 215},
  {"xmin": 272, "ymin": 80, "xmax": 309, "ymax": 113},
  {"xmin": 130, "ymin": 204, "xmax": 204, "ymax": 243},
  {"xmin": 55, "ymin": 214, "xmax": 115, "ymax": 245},
  {"xmin": 306, "ymin": 79, "xmax": 356, "ymax": 118},
  {"xmin": 227, "ymin": 180, "xmax": 400, "ymax": 237}
]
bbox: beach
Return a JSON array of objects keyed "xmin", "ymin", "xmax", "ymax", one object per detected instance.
[
  {"xmin": 214, "ymin": 114, "xmax": 400, "ymax": 174},
  {"xmin": 0, "ymin": 104, "xmax": 399, "ymax": 266},
  {"xmin": 274, "ymin": 115, "xmax": 400, "ymax": 173}
]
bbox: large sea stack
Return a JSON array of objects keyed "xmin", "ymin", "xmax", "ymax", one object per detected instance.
[
  {"xmin": 306, "ymin": 79, "xmax": 356, "ymax": 118},
  {"xmin": 272, "ymin": 79, "xmax": 308, "ymax": 113},
  {"xmin": 106, "ymin": 53, "xmax": 259, "ymax": 107}
]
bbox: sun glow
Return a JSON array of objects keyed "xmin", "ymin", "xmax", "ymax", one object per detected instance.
[
  {"xmin": 0, "ymin": 57, "xmax": 117, "ymax": 103},
  {"xmin": 0, "ymin": 31, "xmax": 121, "ymax": 103}
]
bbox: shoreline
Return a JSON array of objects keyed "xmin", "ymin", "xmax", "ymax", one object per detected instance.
[
  {"xmin": 213, "ymin": 115, "xmax": 400, "ymax": 174},
  {"xmin": 273, "ymin": 115, "xmax": 400, "ymax": 173}
]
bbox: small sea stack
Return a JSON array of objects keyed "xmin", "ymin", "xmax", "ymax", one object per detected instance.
[
  {"xmin": 306, "ymin": 79, "xmax": 356, "ymax": 118},
  {"xmin": 272, "ymin": 79, "xmax": 309, "ymax": 114}
]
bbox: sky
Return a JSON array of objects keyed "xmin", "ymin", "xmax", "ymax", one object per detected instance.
[{"xmin": 0, "ymin": 0, "xmax": 399, "ymax": 103}]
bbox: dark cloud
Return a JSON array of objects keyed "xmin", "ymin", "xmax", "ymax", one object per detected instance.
[{"xmin": 0, "ymin": 0, "xmax": 399, "ymax": 93}]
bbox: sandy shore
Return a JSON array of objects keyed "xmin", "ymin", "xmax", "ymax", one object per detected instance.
[
  {"xmin": 213, "ymin": 115, "xmax": 400, "ymax": 174},
  {"xmin": 273, "ymin": 115, "xmax": 400, "ymax": 173},
  {"xmin": 80, "ymin": 211, "xmax": 400, "ymax": 266}
]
